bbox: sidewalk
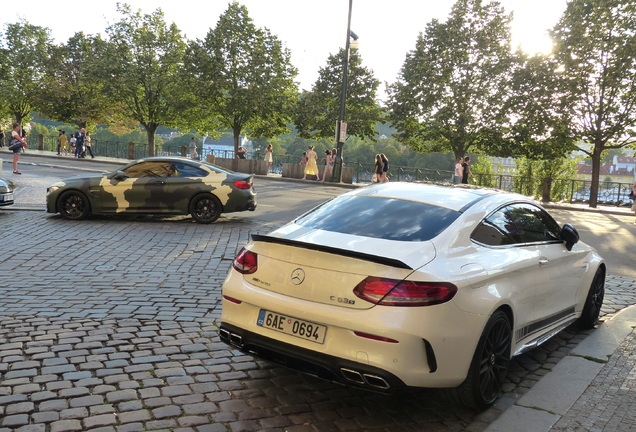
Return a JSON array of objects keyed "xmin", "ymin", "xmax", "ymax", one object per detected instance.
[{"xmin": 486, "ymin": 305, "xmax": 636, "ymax": 432}]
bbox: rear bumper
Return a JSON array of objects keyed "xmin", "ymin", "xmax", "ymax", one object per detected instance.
[{"xmin": 219, "ymin": 322, "xmax": 406, "ymax": 392}]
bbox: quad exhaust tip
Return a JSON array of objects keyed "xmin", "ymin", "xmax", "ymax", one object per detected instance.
[
  {"xmin": 341, "ymin": 368, "xmax": 390, "ymax": 390},
  {"xmin": 219, "ymin": 329, "xmax": 243, "ymax": 347}
]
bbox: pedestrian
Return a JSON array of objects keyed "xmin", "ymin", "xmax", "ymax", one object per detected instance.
[
  {"xmin": 0, "ymin": 129, "xmax": 4, "ymax": 147},
  {"xmin": 264, "ymin": 144, "xmax": 273, "ymax": 172},
  {"xmin": 189, "ymin": 137, "xmax": 197, "ymax": 159},
  {"xmin": 9, "ymin": 122, "xmax": 27, "ymax": 174},
  {"xmin": 57, "ymin": 130, "xmax": 68, "ymax": 156},
  {"xmin": 461, "ymin": 156, "xmax": 476, "ymax": 184},
  {"xmin": 373, "ymin": 154, "xmax": 382, "ymax": 183},
  {"xmin": 303, "ymin": 145, "xmax": 320, "ymax": 181},
  {"xmin": 69, "ymin": 134, "xmax": 76, "ymax": 156},
  {"xmin": 454, "ymin": 157, "xmax": 463, "ymax": 183},
  {"xmin": 236, "ymin": 146, "xmax": 247, "ymax": 159},
  {"xmin": 74, "ymin": 128, "xmax": 85, "ymax": 158},
  {"xmin": 380, "ymin": 153, "xmax": 389, "ymax": 182},
  {"xmin": 321, "ymin": 149, "xmax": 332, "ymax": 182},
  {"xmin": 300, "ymin": 152, "xmax": 308, "ymax": 167},
  {"xmin": 85, "ymin": 131, "xmax": 95, "ymax": 158}
]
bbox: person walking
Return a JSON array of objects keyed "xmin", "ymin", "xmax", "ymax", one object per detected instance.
[
  {"xmin": 264, "ymin": 144, "xmax": 273, "ymax": 172},
  {"xmin": 631, "ymin": 181, "xmax": 636, "ymax": 223},
  {"xmin": 454, "ymin": 157, "xmax": 463, "ymax": 183},
  {"xmin": 236, "ymin": 147, "xmax": 247, "ymax": 159},
  {"xmin": 9, "ymin": 123, "xmax": 27, "ymax": 174},
  {"xmin": 461, "ymin": 156, "xmax": 476, "ymax": 184},
  {"xmin": 321, "ymin": 149, "xmax": 332, "ymax": 182},
  {"xmin": 57, "ymin": 130, "xmax": 67, "ymax": 156},
  {"xmin": 380, "ymin": 153, "xmax": 389, "ymax": 182},
  {"xmin": 69, "ymin": 134, "xmax": 76, "ymax": 156},
  {"xmin": 0, "ymin": 129, "xmax": 4, "ymax": 147},
  {"xmin": 303, "ymin": 145, "xmax": 320, "ymax": 181},
  {"xmin": 189, "ymin": 137, "xmax": 197, "ymax": 159},
  {"xmin": 85, "ymin": 132, "xmax": 95, "ymax": 158},
  {"xmin": 373, "ymin": 154, "xmax": 383, "ymax": 183},
  {"xmin": 74, "ymin": 128, "xmax": 85, "ymax": 158}
]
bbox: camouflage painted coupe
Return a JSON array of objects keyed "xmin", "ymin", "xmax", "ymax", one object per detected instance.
[{"xmin": 46, "ymin": 157, "xmax": 257, "ymax": 223}]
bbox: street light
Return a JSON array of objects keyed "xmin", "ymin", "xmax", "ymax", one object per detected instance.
[{"xmin": 331, "ymin": 0, "xmax": 355, "ymax": 183}]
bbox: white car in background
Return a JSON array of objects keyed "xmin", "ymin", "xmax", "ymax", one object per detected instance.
[{"xmin": 220, "ymin": 182, "xmax": 605, "ymax": 408}]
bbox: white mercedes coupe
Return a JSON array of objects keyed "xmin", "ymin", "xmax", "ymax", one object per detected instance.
[{"xmin": 219, "ymin": 182, "xmax": 605, "ymax": 408}]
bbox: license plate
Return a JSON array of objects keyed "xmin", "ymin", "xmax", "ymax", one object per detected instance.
[
  {"xmin": 1, "ymin": 193, "xmax": 13, "ymax": 202},
  {"xmin": 257, "ymin": 309, "xmax": 326, "ymax": 344}
]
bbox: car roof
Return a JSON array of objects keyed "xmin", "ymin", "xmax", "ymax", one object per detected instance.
[{"xmin": 346, "ymin": 182, "xmax": 510, "ymax": 212}]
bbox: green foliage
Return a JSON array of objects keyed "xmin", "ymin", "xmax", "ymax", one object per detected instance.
[
  {"xmin": 513, "ymin": 156, "xmax": 579, "ymax": 200},
  {"xmin": 0, "ymin": 20, "xmax": 52, "ymax": 125},
  {"xmin": 185, "ymin": 2, "xmax": 298, "ymax": 153},
  {"xmin": 550, "ymin": 0, "xmax": 636, "ymax": 206},
  {"xmin": 39, "ymin": 32, "xmax": 111, "ymax": 129},
  {"xmin": 294, "ymin": 48, "xmax": 385, "ymax": 142},
  {"xmin": 471, "ymin": 157, "xmax": 496, "ymax": 188},
  {"xmin": 387, "ymin": 0, "xmax": 515, "ymax": 160},
  {"xmin": 101, "ymin": 4, "xmax": 189, "ymax": 156}
]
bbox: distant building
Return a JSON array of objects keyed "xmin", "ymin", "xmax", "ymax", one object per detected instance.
[
  {"xmin": 577, "ymin": 162, "xmax": 635, "ymax": 183},
  {"xmin": 489, "ymin": 156, "xmax": 517, "ymax": 174}
]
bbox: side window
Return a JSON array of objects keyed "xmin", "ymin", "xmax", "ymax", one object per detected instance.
[
  {"xmin": 124, "ymin": 161, "xmax": 174, "ymax": 178},
  {"xmin": 472, "ymin": 203, "xmax": 561, "ymax": 246},
  {"xmin": 509, "ymin": 203, "xmax": 561, "ymax": 243},
  {"xmin": 173, "ymin": 162, "xmax": 207, "ymax": 178},
  {"xmin": 471, "ymin": 208, "xmax": 521, "ymax": 246}
]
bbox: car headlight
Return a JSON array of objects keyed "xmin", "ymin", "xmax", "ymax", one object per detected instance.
[{"xmin": 0, "ymin": 186, "xmax": 9, "ymax": 193}]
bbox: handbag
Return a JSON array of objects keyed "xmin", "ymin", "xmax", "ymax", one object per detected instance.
[{"xmin": 8, "ymin": 138, "xmax": 22, "ymax": 151}]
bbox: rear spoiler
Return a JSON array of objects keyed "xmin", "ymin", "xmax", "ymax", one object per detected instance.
[{"xmin": 251, "ymin": 234, "xmax": 413, "ymax": 270}]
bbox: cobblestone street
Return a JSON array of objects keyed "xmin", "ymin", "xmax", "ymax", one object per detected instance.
[{"xmin": 1, "ymin": 211, "xmax": 635, "ymax": 432}]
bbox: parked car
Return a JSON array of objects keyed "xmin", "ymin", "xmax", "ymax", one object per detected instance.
[
  {"xmin": 46, "ymin": 157, "xmax": 256, "ymax": 223},
  {"xmin": 0, "ymin": 177, "xmax": 15, "ymax": 207},
  {"xmin": 219, "ymin": 182, "xmax": 605, "ymax": 408}
]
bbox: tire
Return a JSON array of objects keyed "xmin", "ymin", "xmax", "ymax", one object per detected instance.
[
  {"xmin": 578, "ymin": 269, "xmax": 605, "ymax": 329},
  {"xmin": 189, "ymin": 193, "xmax": 222, "ymax": 224},
  {"xmin": 445, "ymin": 310, "xmax": 512, "ymax": 409},
  {"xmin": 57, "ymin": 190, "xmax": 90, "ymax": 220}
]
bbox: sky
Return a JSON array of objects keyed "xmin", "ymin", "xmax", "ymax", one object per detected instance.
[{"xmin": 3, "ymin": 0, "xmax": 568, "ymax": 97}]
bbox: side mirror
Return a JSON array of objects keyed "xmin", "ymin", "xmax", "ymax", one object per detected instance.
[
  {"xmin": 560, "ymin": 223, "xmax": 579, "ymax": 251},
  {"xmin": 108, "ymin": 170, "xmax": 127, "ymax": 181}
]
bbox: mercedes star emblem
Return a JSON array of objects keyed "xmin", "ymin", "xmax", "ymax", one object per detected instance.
[{"xmin": 291, "ymin": 268, "xmax": 305, "ymax": 285}]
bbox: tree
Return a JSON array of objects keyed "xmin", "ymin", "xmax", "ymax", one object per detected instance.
[
  {"xmin": 294, "ymin": 48, "xmax": 384, "ymax": 142},
  {"xmin": 186, "ymin": 2, "xmax": 298, "ymax": 156},
  {"xmin": 39, "ymin": 32, "xmax": 111, "ymax": 130},
  {"xmin": 551, "ymin": 0, "xmax": 636, "ymax": 207},
  {"xmin": 101, "ymin": 4, "xmax": 189, "ymax": 156},
  {"xmin": 0, "ymin": 21, "xmax": 52, "ymax": 125},
  {"xmin": 387, "ymin": 0, "xmax": 515, "ymax": 161}
]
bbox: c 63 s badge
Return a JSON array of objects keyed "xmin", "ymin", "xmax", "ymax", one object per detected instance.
[{"xmin": 290, "ymin": 268, "xmax": 305, "ymax": 285}]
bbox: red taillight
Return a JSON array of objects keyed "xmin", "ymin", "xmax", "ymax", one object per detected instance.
[
  {"xmin": 223, "ymin": 295, "xmax": 243, "ymax": 304},
  {"xmin": 233, "ymin": 180, "xmax": 252, "ymax": 190},
  {"xmin": 353, "ymin": 277, "xmax": 457, "ymax": 307},
  {"xmin": 353, "ymin": 331, "xmax": 399, "ymax": 343},
  {"xmin": 233, "ymin": 248, "xmax": 257, "ymax": 274}
]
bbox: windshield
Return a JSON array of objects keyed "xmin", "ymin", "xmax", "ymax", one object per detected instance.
[{"xmin": 295, "ymin": 195, "xmax": 460, "ymax": 242}]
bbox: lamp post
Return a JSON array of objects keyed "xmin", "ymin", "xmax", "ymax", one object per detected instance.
[{"xmin": 331, "ymin": 0, "xmax": 356, "ymax": 183}]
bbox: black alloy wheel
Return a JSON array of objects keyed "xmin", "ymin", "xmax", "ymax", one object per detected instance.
[
  {"xmin": 578, "ymin": 269, "xmax": 605, "ymax": 329},
  {"xmin": 57, "ymin": 190, "xmax": 90, "ymax": 220},
  {"xmin": 445, "ymin": 310, "xmax": 512, "ymax": 409},
  {"xmin": 190, "ymin": 193, "xmax": 222, "ymax": 224}
]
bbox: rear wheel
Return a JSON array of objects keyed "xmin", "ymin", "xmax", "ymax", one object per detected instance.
[
  {"xmin": 578, "ymin": 269, "xmax": 605, "ymax": 329},
  {"xmin": 189, "ymin": 193, "xmax": 222, "ymax": 224},
  {"xmin": 445, "ymin": 310, "xmax": 511, "ymax": 409},
  {"xmin": 57, "ymin": 190, "xmax": 90, "ymax": 220}
]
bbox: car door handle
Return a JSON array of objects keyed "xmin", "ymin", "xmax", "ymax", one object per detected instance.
[{"xmin": 539, "ymin": 258, "xmax": 549, "ymax": 266}]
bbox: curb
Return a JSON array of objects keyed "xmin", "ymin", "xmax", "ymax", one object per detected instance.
[{"xmin": 485, "ymin": 305, "xmax": 636, "ymax": 432}]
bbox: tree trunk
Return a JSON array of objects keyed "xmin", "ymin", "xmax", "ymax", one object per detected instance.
[
  {"xmin": 145, "ymin": 123, "xmax": 159, "ymax": 157},
  {"xmin": 232, "ymin": 124, "xmax": 241, "ymax": 171},
  {"xmin": 588, "ymin": 143, "xmax": 604, "ymax": 208}
]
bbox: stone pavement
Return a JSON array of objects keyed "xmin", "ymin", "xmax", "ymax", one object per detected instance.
[{"xmin": 1, "ymin": 154, "xmax": 636, "ymax": 431}]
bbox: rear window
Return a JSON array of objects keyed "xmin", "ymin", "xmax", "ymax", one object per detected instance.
[{"xmin": 295, "ymin": 195, "xmax": 460, "ymax": 242}]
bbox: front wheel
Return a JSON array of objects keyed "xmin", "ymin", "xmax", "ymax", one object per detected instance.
[
  {"xmin": 444, "ymin": 310, "xmax": 512, "ymax": 409},
  {"xmin": 189, "ymin": 193, "xmax": 222, "ymax": 224},
  {"xmin": 578, "ymin": 269, "xmax": 605, "ymax": 329},
  {"xmin": 57, "ymin": 190, "xmax": 90, "ymax": 220}
]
